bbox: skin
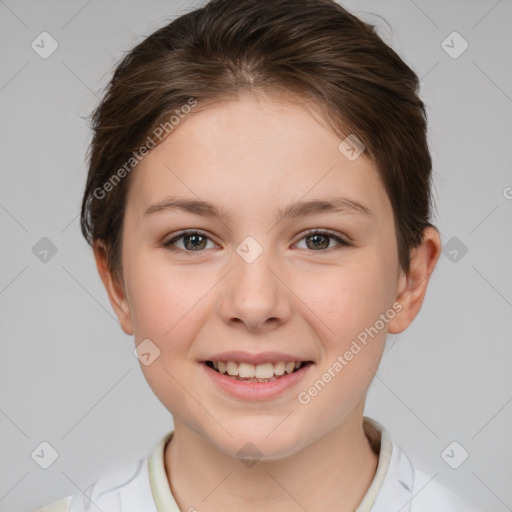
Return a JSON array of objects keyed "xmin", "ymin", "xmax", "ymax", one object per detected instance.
[{"xmin": 94, "ymin": 91, "xmax": 441, "ymax": 512}]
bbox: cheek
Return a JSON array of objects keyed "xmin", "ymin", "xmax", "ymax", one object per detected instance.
[
  {"xmin": 126, "ymin": 253, "xmax": 208, "ymax": 414},
  {"xmin": 124, "ymin": 249, "xmax": 221, "ymax": 377},
  {"xmin": 125, "ymin": 245, "xmax": 189, "ymax": 322},
  {"xmin": 295, "ymin": 263, "xmax": 390, "ymax": 421},
  {"xmin": 298, "ymin": 257, "xmax": 393, "ymax": 408},
  {"xmin": 123, "ymin": 249, "xmax": 196, "ymax": 353},
  {"xmin": 305, "ymin": 256, "xmax": 392, "ymax": 342}
]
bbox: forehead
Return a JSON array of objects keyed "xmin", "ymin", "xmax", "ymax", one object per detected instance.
[{"xmin": 126, "ymin": 94, "xmax": 390, "ymax": 222}]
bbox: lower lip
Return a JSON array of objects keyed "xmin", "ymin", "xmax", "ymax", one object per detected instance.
[{"xmin": 201, "ymin": 362, "xmax": 314, "ymax": 400}]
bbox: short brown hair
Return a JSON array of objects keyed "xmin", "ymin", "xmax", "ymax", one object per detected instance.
[{"xmin": 80, "ymin": 0, "xmax": 435, "ymax": 284}]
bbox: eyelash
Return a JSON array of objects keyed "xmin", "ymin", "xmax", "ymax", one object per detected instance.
[{"xmin": 162, "ymin": 229, "xmax": 350, "ymax": 253}]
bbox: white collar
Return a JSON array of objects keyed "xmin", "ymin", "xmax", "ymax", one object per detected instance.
[{"xmin": 358, "ymin": 417, "xmax": 415, "ymax": 511}]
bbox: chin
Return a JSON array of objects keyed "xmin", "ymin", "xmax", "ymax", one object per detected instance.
[{"xmin": 208, "ymin": 417, "xmax": 307, "ymax": 462}]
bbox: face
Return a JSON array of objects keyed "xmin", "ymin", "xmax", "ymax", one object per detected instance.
[{"xmin": 96, "ymin": 92, "xmax": 432, "ymax": 460}]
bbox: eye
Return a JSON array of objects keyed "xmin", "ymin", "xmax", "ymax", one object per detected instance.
[
  {"xmin": 294, "ymin": 229, "xmax": 350, "ymax": 251},
  {"xmin": 162, "ymin": 228, "xmax": 350, "ymax": 253},
  {"xmin": 162, "ymin": 230, "xmax": 217, "ymax": 252}
]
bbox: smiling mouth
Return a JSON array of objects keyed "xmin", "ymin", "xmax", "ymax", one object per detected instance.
[{"xmin": 204, "ymin": 360, "xmax": 313, "ymax": 383}]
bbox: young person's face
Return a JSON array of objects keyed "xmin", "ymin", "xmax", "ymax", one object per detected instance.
[{"xmin": 95, "ymin": 92, "xmax": 440, "ymax": 458}]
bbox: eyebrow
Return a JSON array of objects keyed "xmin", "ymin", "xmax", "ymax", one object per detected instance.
[{"xmin": 143, "ymin": 196, "xmax": 372, "ymax": 222}]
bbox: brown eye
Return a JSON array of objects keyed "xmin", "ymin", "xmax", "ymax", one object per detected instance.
[
  {"xmin": 295, "ymin": 230, "xmax": 349, "ymax": 251},
  {"xmin": 163, "ymin": 230, "xmax": 216, "ymax": 251}
]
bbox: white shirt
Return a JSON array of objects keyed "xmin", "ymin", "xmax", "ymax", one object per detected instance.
[{"xmin": 35, "ymin": 417, "xmax": 481, "ymax": 512}]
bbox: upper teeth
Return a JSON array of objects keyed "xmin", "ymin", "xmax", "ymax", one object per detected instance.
[{"xmin": 212, "ymin": 361, "xmax": 302, "ymax": 378}]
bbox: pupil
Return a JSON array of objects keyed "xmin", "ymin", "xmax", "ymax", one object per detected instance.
[
  {"xmin": 308, "ymin": 234, "xmax": 328, "ymax": 250},
  {"xmin": 186, "ymin": 234, "xmax": 206, "ymax": 250}
]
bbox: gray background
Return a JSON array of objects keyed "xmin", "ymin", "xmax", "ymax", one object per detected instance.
[{"xmin": 1, "ymin": 0, "xmax": 511, "ymax": 510}]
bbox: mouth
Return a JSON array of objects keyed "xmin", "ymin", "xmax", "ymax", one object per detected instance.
[{"xmin": 204, "ymin": 360, "xmax": 314, "ymax": 383}]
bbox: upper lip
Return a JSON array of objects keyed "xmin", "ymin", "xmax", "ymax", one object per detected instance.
[{"xmin": 201, "ymin": 351, "xmax": 313, "ymax": 365}]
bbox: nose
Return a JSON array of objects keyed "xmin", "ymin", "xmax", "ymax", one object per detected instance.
[{"xmin": 216, "ymin": 243, "xmax": 293, "ymax": 333}]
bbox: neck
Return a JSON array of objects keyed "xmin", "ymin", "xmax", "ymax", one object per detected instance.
[{"xmin": 164, "ymin": 407, "xmax": 379, "ymax": 512}]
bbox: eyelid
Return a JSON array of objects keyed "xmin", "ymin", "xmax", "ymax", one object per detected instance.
[{"xmin": 295, "ymin": 228, "xmax": 349, "ymax": 243}]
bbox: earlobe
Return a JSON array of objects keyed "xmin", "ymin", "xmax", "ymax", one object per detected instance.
[
  {"xmin": 92, "ymin": 241, "xmax": 134, "ymax": 335},
  {"xmin": 387, "ymin": 226, "xmax": 442, "ymax": 335}
]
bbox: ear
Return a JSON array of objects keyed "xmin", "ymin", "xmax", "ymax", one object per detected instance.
[
  {"xmin": 387, "ymin": 226, "xmax": 442, "ymax": 334},
  {"xmin": 92, "ymin": 240, "xmax": 134, "ymax": 335}
]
